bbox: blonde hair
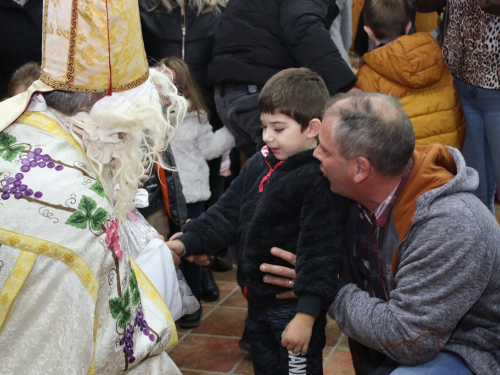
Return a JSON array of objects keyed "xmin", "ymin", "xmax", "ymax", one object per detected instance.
[
  {"xmin": 160, "ymin": 56, "xmax": 209, "ymax": 123},
  {"xmin": 148, "ymin": 0, "xmax": 227, "ymax": 14}
]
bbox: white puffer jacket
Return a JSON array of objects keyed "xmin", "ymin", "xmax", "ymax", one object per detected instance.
[{"xmin": 171, "ymin": 109, "xmax": 235, "ymax": 204}]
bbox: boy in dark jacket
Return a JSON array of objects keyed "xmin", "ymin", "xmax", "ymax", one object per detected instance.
[{"xmin": 167, "ymin": 68, "xmax": 349, "ymax": 374}]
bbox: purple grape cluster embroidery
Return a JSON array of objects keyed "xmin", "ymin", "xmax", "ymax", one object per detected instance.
[
  {"xmin": 1, "ymin": 147, "xmax": 66, "ymax": 201},
  {"xmin": 20, "ymin": 147, "xmax": 63, "ymax": 173},
  {"xmin": 1, "ymin": 173, "xmax": 42, "ymax": 200},
  {"xmin": 120, "ymin": 308, "xmax": 155, "ymax": 364}
]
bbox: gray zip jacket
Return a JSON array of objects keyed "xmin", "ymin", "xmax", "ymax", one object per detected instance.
[{"xmin": 330, "ymin": 144, "xmax": 500, "ymax": 374}]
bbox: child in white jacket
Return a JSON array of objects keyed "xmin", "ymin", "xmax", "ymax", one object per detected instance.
[
  {"xmin": 161, "ymin": 57, "xmax": 235, "ymax": 207},
  {"xmin": 160, "ymin": 56, "xmax": 235, "ymax": 328}
]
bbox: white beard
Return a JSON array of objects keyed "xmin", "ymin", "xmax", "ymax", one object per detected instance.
[{"xmin": 56, "ymin": 73, "xmax": 186, "ymax": 222}]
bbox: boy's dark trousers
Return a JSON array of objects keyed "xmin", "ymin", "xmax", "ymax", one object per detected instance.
[{"xmin": 247, "ymin": 303, "xmax": 327, "ymax": 375}]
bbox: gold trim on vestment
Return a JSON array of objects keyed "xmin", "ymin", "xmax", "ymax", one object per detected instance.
[
  {"xmin": 18, "ymin": 111, "xmax": 84, "ymax": 154},
  {"xmin": 130, "ymin": 258, "xmax": 178, "ymax": 348},
  {"xmin": 0, "ymin": 251, "xmax": 37, "ymax": 334},
  {"xmin": 67, "ymin": 0, "xmax": 80, "ymax": 86},
  {"xmin": 0, "ymin": 229, "xmax": 98, "ymax": 302},
  {"xmin": 87, "ymin": 309, "xmax": 98, "ymax": 375},
  {"xmin": 40, "ymin": 70, "xmax": 149, "ymax": 93}
]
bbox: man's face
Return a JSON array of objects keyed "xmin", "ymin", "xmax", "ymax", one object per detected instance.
[
  {"xmin": 313, "ymin": 117, "xmax": 353, "ymax": 198},
  {"xmin": 261, "ymin": 113, "xmax": 312, "ymax": 160}
]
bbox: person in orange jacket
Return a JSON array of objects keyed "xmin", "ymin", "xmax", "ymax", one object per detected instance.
[{"xmin": 355, "ymin": 0, "xmax": 465, "ymax": 149}]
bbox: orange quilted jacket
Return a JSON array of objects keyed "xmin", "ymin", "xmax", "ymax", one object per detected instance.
[{"xmin": 356, "ymin": 32, "xmax": 465, "ymax": 149}]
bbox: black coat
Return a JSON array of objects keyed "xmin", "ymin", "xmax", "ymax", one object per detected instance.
[
  {"xmin": 139, "ymin": 1, "xmax": 223, "ymax": 120},
  {"xmin": 139, "ymin": 1, "xmax": 226, "ymax": 207},
  {"xmin": 179, "ymin": 149, "xmax": 349, "ymax": 317},
  {"xmin": 0, "ymin": 0, "xmax": 43, "ymax": 98},
  {"xmin": 207, "ymin": 0, "xmax": 357, "ymax": 94}
]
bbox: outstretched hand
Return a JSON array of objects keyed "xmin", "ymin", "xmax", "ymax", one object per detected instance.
[
  {"xmin": 261, "ymin": 247, "xmax": 298, "ymax": 299},
  {"xmin": 164, "ymin": 232, "xmax": 211, "ymax": 266},
  {"xmin": 165, "ymin": 238, "xmax": 185, "ymax": 256},
  {"xmin": 185, "ymin": 254, "xmax": 211, "ymax": 266}
]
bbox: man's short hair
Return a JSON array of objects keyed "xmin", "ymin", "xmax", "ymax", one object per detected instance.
[
  {"xmin": 324, "ymin": 92, "xmax": 415, "ymax": 176},
  {"xmin": 258, "ymin": 68, "xmax": 329, "ymax": 131},
  {"xmin": 43, "ymin": 91, "xmax": 106, "ymax": 116},
  {"xmin": 363, "ymin": 0, "xmax": 410, "ymax": 41}
]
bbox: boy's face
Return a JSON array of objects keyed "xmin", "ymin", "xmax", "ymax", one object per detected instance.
[{"xmin": 261, "ymin": 112, "xmax": 315, "ymax": 161}]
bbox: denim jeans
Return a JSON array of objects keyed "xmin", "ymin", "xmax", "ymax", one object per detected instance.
[
  {"xmin": 389, "ymin": 352, "xmax": 473, "ymax": 375},
  {"xmin": 454, "ymin": 78, "xmax": 500, "ymax": 213},
  {"xmin": 214, "ymin": 83, "xmax": 264, "ymax": 159}
]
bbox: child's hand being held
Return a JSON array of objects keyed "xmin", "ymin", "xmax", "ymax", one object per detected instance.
[
  {"xmin": 165, "ymin": 239, "xmax": 185, "ymax": 256},
  {"xmin": 281, "ymin": 312, "xmax": 315, "ymax": 355}
]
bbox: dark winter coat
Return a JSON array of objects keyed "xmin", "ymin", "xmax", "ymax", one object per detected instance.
[
  {"xmin": 179, "ymin": 149, "xmax": 349, "ymax": 318},
  {"xmin": 138, "ymin": 145, "xmax": 187, "ymax": 231},
  {"xmin": 0, "ymin": 0, "xmax": 43, "ymax": 98},
  {"xmin": 139, "ymin": 1, "xmax": 223, "ymax": 115},
  {"xmin": 206, "ymin": 0, "xmax": 357, "ymax": 94}
]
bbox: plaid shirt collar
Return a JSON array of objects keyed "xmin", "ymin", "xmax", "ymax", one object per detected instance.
[{"xmin": 358, "ymin": 159, "xmax": 414, "ymax": 227}]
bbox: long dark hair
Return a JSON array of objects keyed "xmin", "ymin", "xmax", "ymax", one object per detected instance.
[{"xmin": 160, "ymin": 56, "xmax": 209, "ymax": 123}]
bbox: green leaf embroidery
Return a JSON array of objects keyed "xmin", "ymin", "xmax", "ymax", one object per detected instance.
[
  {"xmin": 109, "ymin": 297, "xmax": 123, "ymax": 319},
  {"xmin": 78, "ymin": 195, "xmax": 97, "ymax": 216},
  {"xmin": 122, "ymin": 289, "xmax": 131, "ymax": 309},
  {"xmin": 89, "ymin": 180, "xmax": 106, "ymax": 197},
  {"xmin": 129, "ymin": 271, "xmax": 141, "ymax": 305},
  {"xmin": 118, "ymin": 308, "xmax": 132, "ymax": 329},
  {"xmin": 65, "ymin": 211, "xmax": 89, "ymax": 229},
  {"xmin": 0, "ymin": 133, "xmax": 25, "ymax": 162},
  {"xmin": 90, "ymin": 207, "xmax": 108, "ymax": 231},
  {"xmin": 65, "ymin": 196, "xmax": 108, "ymax": 231},
  {"xmin": 109, "ymin": 290, "xmax": 132, "ymax": 328},
  {"xmin": 117, "ymin": 290, "xmax": 132, "ymax": 328}
]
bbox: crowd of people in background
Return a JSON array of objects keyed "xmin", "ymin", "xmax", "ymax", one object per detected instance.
[{"xmin": 0, "ymin": 0, "xmax": 499, "ymax": 374}]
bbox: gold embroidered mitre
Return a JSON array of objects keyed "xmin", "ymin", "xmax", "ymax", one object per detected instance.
[{"xmin": 40, "ymin": 0, "xmax": 149, "ymax": 93}]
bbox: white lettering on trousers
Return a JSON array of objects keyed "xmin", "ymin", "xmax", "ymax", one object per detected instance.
[{"xmin": 288, "ymin": 351, "xmax": 307, "ymax": 374}]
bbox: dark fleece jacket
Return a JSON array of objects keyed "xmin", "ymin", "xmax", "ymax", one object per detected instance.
[{"xmin": 178, "ymin": 148, "xmax": 349, "ymax": 318}]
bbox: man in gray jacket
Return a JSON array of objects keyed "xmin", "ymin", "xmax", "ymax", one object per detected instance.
[{"xmin": 260, "ymin": 92, "xmax": 500, "ymax": 374}]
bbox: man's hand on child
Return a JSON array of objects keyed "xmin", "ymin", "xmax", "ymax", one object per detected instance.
[
  {"xmin": 281, "ymin": 312, "xmax": 315, "ymax": 355},
  {"xmin": 261, "ymin": 247, "xmax": 298, "ymax": 299}
]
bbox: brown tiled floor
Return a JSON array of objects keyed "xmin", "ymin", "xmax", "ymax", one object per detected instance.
[
  {"xmin": 168, "ymin": 267, "xmax": 355, "ymax": 374},
  {"xmin": 169, "ymin": 204, "xmax": 500, "ymax": 374}
]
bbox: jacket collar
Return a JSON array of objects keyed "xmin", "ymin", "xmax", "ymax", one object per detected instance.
[{"xmin": 260, "ymin": 145, "xmax": 318, "ymax": 167}]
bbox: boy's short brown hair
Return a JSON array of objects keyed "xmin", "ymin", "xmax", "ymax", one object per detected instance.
[
  {"xmin": 257, "ymin": 68, "xmax": 329, "ymax": 131},
  {"xmin": 363, "ymin": 0, "xmax": 410, "ymax": 41}
]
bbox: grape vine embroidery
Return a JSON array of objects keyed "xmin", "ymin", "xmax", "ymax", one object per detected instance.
[
  {"xmin": 1, "ymin": 173, "xmax": 42, "ymax": 201},
  {"xmin": 20, "ymin": 147, "xmax": 64, "ymax": 172}
]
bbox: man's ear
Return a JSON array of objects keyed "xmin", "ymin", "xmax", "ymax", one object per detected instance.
[
  {"xmin": 364, "ymin": 25, "xmax": 376, "ymax": 41},
  {"xmin": 353, "ymin": 156, "xmax": 371, "ymax": 184},
  {"xmin": 306, "ymin": 118, "xmax": 321, "ymax": 138},
  {"xmin": 405, "ymin": 21, "xmax": 412, "ymax": 35}
]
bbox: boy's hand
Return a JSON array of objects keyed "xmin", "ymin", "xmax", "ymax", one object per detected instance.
[
  {"xmin": 281, "ymin": 312, "xmax": 315, "ymax": 355},
  {"xmin": 169, "ymin": 231, "xmax": 183, "ymax": 241},
  {"xmin": 185, "ymin": 254, "xmax": 211, "ymax": 266},
  {"xmin": 165, "ymin": 239, "xmax": 185, "ymax": 256}
]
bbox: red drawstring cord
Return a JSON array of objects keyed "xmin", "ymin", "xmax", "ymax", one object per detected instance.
[{"xmin": 258, "ymin": 161, "xmax": 283, "ymax": 193}]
